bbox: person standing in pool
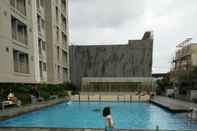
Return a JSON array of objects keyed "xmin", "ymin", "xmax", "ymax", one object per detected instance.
[{"xmin": 103, "ymin": 107, "xmax": 113, "ymax": 131}]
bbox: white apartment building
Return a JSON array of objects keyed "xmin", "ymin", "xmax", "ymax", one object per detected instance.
[{"xmin": 0, "ymin": 0, "xmax": 70, "ymax": 84}]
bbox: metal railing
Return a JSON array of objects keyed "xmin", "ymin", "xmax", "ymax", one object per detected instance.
[{"xmin": 71, "ymin": 94, "xmax": 150, "ymax": 102}]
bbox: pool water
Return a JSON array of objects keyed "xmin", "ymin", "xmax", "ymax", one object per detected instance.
[{"xmin": 0, "ymin": 102, "xmax": 197, "ymax": 130}]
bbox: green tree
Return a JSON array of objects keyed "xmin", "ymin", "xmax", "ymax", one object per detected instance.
[
  {"xmin": 156, "ymin": 74, "xmax": 173, "ymax": 95},
  {"xmin": 176, "ymin": 66, "xmax": 197, "ymax": 94}
]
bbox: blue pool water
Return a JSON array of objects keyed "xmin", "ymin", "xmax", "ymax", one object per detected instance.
[{"xmin": 0, "ymin": 102, "xmax": 197, "ymax": 130}]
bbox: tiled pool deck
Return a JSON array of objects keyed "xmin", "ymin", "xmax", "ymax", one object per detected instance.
[{"xmin": 151, "ymin": 96, "xmax": 193, "ymax": 113}]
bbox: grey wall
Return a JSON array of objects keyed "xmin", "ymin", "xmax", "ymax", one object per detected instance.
[{"xmin": 70, "ymin": 33, "xmax": 153, "ymax": 88}]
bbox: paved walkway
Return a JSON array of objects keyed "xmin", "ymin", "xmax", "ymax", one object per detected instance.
[
  {"xmin": 0, "ymin": 98, "xmax": 66, "ymax": 120},
  {"xmin": 151, "ymin": 96, "xmax": 197, "ymax": 113}
]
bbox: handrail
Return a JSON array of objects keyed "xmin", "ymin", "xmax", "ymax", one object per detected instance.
[{"xmin": 71, "ymin": 94, "xmax": 150, "ymax": 102}]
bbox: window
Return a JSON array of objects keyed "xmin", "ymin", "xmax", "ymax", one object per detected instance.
[
  {"xmin": 56, "ymin": 26, "xmax": 59, "ymax": 42},
  {"xmin": 62, "ymin": 50, "xmax": 67, "ymax": 66},
  {"xmin": 42, "ymin": 41, "xmax": 46, "ymax": 51},
  {"xmin": 56, "ymin": 7, "xmax": 59, "ymax": 23},
  {"xmin": 39, "ymin": 61, "xmax": 43, "ymax": 78},
  {"xmin": 62, "ymin": 32, "xmax": 67, "ymax": 46},
  {"xmin": 11, "ymin": 16, "xmax": 28, "ymax": 45},
  {"xmin": 10, "ymin": 0, "xmax": 16, "ymax": 7},
  {"xmin": 40, "ymin": 0, "xmax": 44, "ymax": 7},
  {"xmin": 57, "ymin": 46, "xmax": 60, "ymax": 60},
  {"xmin": 36, "ymin": 0, "xmax": 39, "ymax": 8},
  {"xmin": 63, "ymin": 67, "xmax": 68, "ymax": 82},
  {"xmin": 11, "ymin": 17, "xmax": 17, "ymax": 40},
  {"xmin": 10, "ymin": 0, "xmax": 26, "ymax": 15},
  {"xmin": 43, "ymin": 62, "xmax": 47, "ymax": 72},
  {"xmin": 16, "ymin": 0, "xmax": 26, "ymax": 15},
  {"xmin": 61, "ymin": 15, "xmax": 66, "ymax": 32},
  {"xmin": 37, "ymin": 15, "xmax": 44, "ymax": 33},
  {"xmin": 38, "ymin": 38, "xmax": 42, "ymax": 55},
  {"xmin": 41, "ymin": 19, "xmax": 45, "ymax": 30},
  {"xmin": 57, "ymin": 65, "xmax": 61, "ymax": 80},
  {"xmin": 13, "ymin": 49, "xmax": 29, "ymax": 74},
  {"xmin": 61, "ymin": 0, "xmax": 66, "ymax": 12},
  {"xmin": 37, "ymin": 15, "xmax": 41, "ymax": 32}
]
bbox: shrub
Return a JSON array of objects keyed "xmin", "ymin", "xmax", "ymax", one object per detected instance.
[{"xmin": 0, "ymin": 82, "xmax": 75, "ymax": 105}]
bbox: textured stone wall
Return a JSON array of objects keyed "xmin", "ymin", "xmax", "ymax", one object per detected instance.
[{"xmin": 70, "ymin": 35, "xmax": 153, "ymax": 88}]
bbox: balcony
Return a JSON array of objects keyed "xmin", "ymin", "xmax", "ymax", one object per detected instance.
[
  {"xmin": 37, "ymin": 15, "xmax": 45, "ymax": 39},
  {"xmin": 61, "ymin": 0, "xmax": 67, "ymax": 16},
  {"xmin": 62, "ymin": 32, "xmax": 68, "ymax": 49},
  {"xmin": 38, "ymin": 38, "xmax": 47, "ymax": 60},
  {"xmin": 61, "ymin": 15, "xmax": 67, "ymax": 33},
  {"xmin": 62, "ymin": 50, "xmax": 68, "ymax": 67},
  {"xmin": 37, "ymin": 0, "xmax": 45, "ymax": 16}
]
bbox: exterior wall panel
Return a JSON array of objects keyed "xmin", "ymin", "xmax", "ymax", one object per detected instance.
[{"xmin": 70, "ymin": 33, "xmax": 153, "ymax": 88}]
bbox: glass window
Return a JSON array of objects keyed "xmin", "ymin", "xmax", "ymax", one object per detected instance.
[
  {"xmin": 42, "ymin": 41, "xmax": 46, "ymax": 51},
  {"xmin": 43, "ymin": 62, "xmax": 47, "ymax": 71},
  {"xmin": 56, "ymin": 27, "xmax": 59, "ymax": 42},
  {"xmin": 16, "ymin": 0, "xmax": 26, "ymax": 15},
  {"xmin": 40, "ymin": 0, "xmax": 44, "ymax": 7},
  {"xmin": 11, "ymin": 16, "xmax": 28, "ymax": 45},
  {"xmin": 56, "ymin": 7, "xmax": 59, "ymax": 23},
  {"xmin": 13, "ymin": 49, "xmax": 29, "ymax": 74},
  {"xmin": 57, "ymin": 46, "xmax": 60, "ymax": 60}
]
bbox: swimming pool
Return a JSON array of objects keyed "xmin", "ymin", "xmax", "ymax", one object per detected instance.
[{"xmin": 0, "ymin": 102, "xmax": 197, "ymax": 130}]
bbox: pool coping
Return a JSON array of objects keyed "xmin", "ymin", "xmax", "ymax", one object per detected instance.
[
  {"xmin": 0, "ymin": 101, "xmax": 197, "ymax": 131},
  {"xmin": 150, "ymin": 97, "xmax": 193, "ymax": 113},
  {"xmin": 0, "ymin": 98, "xmax": 67, "ymax": 121},
  {"xmin": 0, "ymin": 127, "xmax": 197, "ymax": 131}
]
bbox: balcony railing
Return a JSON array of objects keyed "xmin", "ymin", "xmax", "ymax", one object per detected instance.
[
  {"xmin": 10, "ymin": 0, "xmax": 26, "ymax": 16},
  {"xmin": 12, "ymin": 30, "xmax": 28, "ymax": 45}
]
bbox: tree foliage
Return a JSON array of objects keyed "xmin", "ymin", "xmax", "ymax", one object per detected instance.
[
  {"xmin": 0, "ymin": 82, "xmax": 78, "ymax": 105},
  {"xmin": 156, "ymin": 74, "xmax": 173, "ymax": 94},
  {"xmin": 176, "ymin": 66, "xmax": 197, "ymax": 94}
]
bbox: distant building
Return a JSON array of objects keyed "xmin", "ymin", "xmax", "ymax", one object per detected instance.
[
  {"xmin": 173, "ymin": 43, "xmax": 197, "ymax": 71},
  {"xmin": 0, "ymin": 0, "xmax": 70, "ymax": 84},
  {"xmin": 152, "ymin": 73, "xmax": 167, "ymax": 79},
  {"xmin": 171, "ymin": 41, "xmax": 197, "ymax": 100},
  {"xmin": 70, "ymin": 32, "xmax": 154, "ymax": 91}
]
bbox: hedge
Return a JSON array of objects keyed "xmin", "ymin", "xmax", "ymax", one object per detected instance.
[{"xmin": 0, "ymin": 82, "xmax": 78, "ymax": 105}]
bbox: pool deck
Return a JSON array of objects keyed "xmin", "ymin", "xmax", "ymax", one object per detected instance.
[
  {"xmin": 151, "ymin": 96, "xmax": 194, "ymax": 113},
  {"xmin": 0, "ymin": 98, "xmax": 66, "ymax": 120},
  {"xmin": 0, "ymin": 127, "xmax": 196, "ymax": 131}
]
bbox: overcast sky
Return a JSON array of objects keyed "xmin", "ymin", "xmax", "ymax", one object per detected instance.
[{"xmin": 68, "ymin": 0, "xmax": 197, "ymax": 73}]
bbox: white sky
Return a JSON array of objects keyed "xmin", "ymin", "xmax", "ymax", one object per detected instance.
[{"xmin": 68, "ymin": 0, "xmax": 197, "ymax": 73}]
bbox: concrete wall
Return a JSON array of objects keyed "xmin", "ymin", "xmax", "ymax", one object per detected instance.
[{"xmin": 70, "ymin": 32, "xmax": 153, "ymax": 88}]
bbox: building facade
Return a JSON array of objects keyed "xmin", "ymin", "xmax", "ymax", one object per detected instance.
[
  {"xmin": 173, "ymin": 43, "xmax": 197, "ymax": 71},
  {"xmin": 70, "ymin": 32, "xmax": 153, "ymax": 91},
  {"xmin": 0, "ymin": 0, "xmax": 70, "ymax": 84}
]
